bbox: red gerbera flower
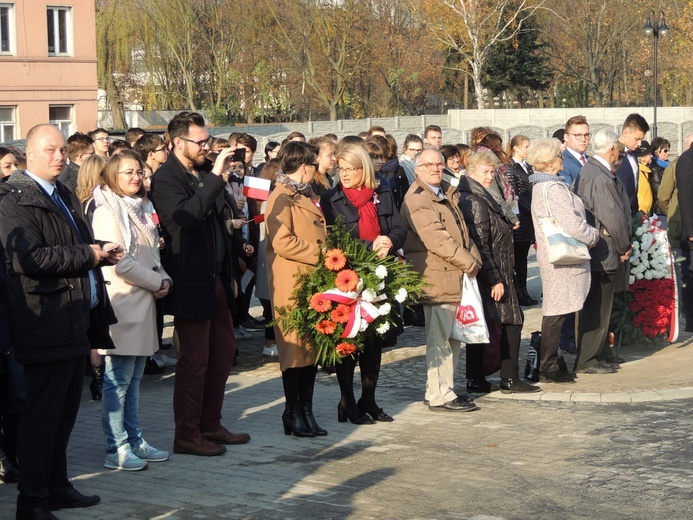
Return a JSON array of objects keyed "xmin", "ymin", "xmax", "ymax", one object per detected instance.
[
  {"xmin": 315, "ymin": 320, "xmax": 337, "ymax": 335},
  {"xmin": 309, "ymin": 293, "xmax": 332, "ymax": 313},
  {"xmin": 335, "ymin": 269, "xmax": 359, "ymax": 292},
  {"xmin": 324, "ymin": 248, "xmax": 347, "ymax": 271},
  {"xmin": 335, "ymin": 342, "xmax": 357, "ymax": 356},
  {"xmin": 330, "ymin": 304, "xmax": 351, "ymax": 324}
]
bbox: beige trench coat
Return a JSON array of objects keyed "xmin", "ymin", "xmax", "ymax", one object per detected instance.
[{"xmin": 266, "ymin": 183, "xmax": 328, "ymax": 371}]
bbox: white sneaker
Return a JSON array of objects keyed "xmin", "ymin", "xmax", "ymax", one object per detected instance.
[
  {"xmin": 104, "ymin": 445, "xmax": 148, "ymax": 471},
  {"xmin": 132, "ymin": 440, "xmax": 169, "ymax": 462},
  {"xmin": 234, "ymin": 326, "xmax": 253, "ymax": 341},
  {"xmin": 153, "ymin": 351, "xmax": 177, "ymax": 367},
  {"xmin": 262, "ymin": 344, "xmax": 278, "ymax": 357}
]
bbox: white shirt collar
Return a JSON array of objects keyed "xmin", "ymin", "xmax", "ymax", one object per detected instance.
[
  {"xmin": 593, "ymin": 155, "xmax": 612, "ymax": 171},
  {"xmin": 25, "ymin": 170, "xmax": 57, "ymax": 195},
  {"xmin": 566, "ymin": 147, "xmax": 586, "ymax": 162}
]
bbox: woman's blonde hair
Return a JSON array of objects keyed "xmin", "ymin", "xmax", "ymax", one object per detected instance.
[
  {"xmin": 76, "ymin": 154, "xmax": 108, "ymax": 202},
  {"xmin": 336, "ymin": 143, "xmax": 379, "ymax": 190},
  {"xmin": 527, "ymin": 138, "xmax": 562, "ymax": 173},
  {"xmin": 466, "ymin": 150, "xmax": 499, "ymax": 174}
]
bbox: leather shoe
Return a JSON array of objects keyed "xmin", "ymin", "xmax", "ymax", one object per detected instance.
[
  {"xmin": 0, "ymin": 457, "xmax": 20, "ymax": 483},
  {"xmin": 577, "ymin": 362, "xmax": 616, "ymax": 374},
  {"xmin": 429, "ymin": 397, "xmax": 479, "ymax": 412},
  {"xmin": 16, "ymin": 504, "xmax": 59, "ymax": 520},
  {"xmin": 539, "ymin": 370, "xmax": 575, "ymax": 383},
  {"xmin": 605, "ymin": 354, "xmax": 625, "ymax": 364},
  {"xmin": 466, "ymin": 378, "xmax": 495, "ymax": 394},
  {"xmin": 500, "ymin": 378, "xmax": 541, "ymax": 394},
  {"xmin": 47, "ymin": 486, "xmax": 100, "ymax": 510},
  {"xmin": 173, "ymin": 437, "xmax": 227, "ymax": 456},
  {"xmin": 202, "ymin": 426, "xmax": 251, "ymax": 445}
]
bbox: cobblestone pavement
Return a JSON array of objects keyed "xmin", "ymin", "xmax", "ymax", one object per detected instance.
[{"xmin": 2, "ymin": 255, "xmax": 692, "ymax": 519}]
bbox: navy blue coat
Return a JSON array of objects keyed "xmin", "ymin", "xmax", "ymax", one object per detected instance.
[
  {"xmin": 559, "ymin": 149, "xmax": 584, "ymax": 187},
  {"xmin": 615, "ymin": 153, "xmax": 639, "ymax": 215}
]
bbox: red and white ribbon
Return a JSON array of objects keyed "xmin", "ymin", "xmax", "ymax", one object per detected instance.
[{"xmin": 323, "ymin": 288, "xmax": 386, "ymax": 339}]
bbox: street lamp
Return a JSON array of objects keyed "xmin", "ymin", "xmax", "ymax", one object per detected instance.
[{"xmin": 643, "ymin": 10, "xmax": 669, "ymax": 139}]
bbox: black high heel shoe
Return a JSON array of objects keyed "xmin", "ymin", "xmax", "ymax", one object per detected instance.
[
  {"xmin": 357, "ymin": 399, "xmax": 393, "ymax": 422},
  {"xmin": 300, "ymin": 403, "xmax": 328, "ymax": 436},
  {"xmin": 282, "ymin": 405, "xmax": 315, "ymax": 437},
  {"xmin": 90, "ymin": 364, "xmax": 104, "ymax": 401},
  {"xmin": 337, "ymin": 402, "xmax": 374, "ymax": 425}
]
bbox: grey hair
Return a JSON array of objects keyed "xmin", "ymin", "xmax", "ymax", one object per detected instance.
[
  {"xmin": 466, "ymin": 150, "xmax": 499, "ymax": 173},
  {"xmin": 527, "ymin": 138, "xmax": 561, "ymax": 173},
  {"xmin": 414, "ymin": 148, "xmax": 445, "ymax": 167},
  {"xmin": 592, "ymin": 127, "xmax": 619, "ymax": 155}
]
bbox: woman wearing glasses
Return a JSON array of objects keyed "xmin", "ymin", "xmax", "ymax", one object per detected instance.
[
  {"xmin": 458, "ymin": 151, "xmax": 540, "ymax": 394},
  {"xmin": 649, "ymin": 137, "xmax": 670, "ymax": 216},
  {"xmin": 320, "ymin": 143, "xmax": 406, "ymax": 424},
  {"xmin": 266, "ymin": 141, "xmax": 328, "ymax": 437},
  {"xmin": 92, "ymin": 150, "xmax": 172, "ymax": 470}
]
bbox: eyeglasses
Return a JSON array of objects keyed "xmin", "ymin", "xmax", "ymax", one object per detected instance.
[
  {"xmin": 417, "ymin": 162, "xmax": 444, "ymax": 170},
  {"xmin": 155, "ymin": 147, "xmax": 168, "ymax": 153},
  {"xmin": 556, "ymin": 152, "xmax": 564, "ymax": 159},
  {"xmin": 118, "ymin": 169, "xmax": 144, "ymax": 178},
  {"xmin": 338, "ymin": 166, "xmax": 361, "ymax": 174},
  {"xmin": 566, "ymin": 132, "xmax": 591, "ymax": 140},
  {"xmin": 308, "ymin": 162, "xmax": 319, "ymax": 169},
  {"xmin": 660, "ymin": 149, "xmax": 670, "ymax": 153},
  {"xmin": 179, "ymin": 136, "xmax": 212, "ymax": 148}
]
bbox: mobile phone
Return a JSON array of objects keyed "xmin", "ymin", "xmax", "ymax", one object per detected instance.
[
  {"xmin": 224, "ymin": 148, "xmax": 246, "ymax": 171},
  {"xmin": 105, "ymin": 246, "xmax": 119, "ymax": 253}
]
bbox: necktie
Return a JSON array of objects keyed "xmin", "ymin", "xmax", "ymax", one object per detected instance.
[
  {"xmin": 51, "ymin": 189, "xmax": 84, "ymax": 243},
  {"xmin": 580, "ymin": 156, "xmax": 586, "ymax": 165}
]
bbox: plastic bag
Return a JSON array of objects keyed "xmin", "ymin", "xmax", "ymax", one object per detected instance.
[{"xmin": 451, "ymin": 274, "xmax": 490, "ymax": 343}]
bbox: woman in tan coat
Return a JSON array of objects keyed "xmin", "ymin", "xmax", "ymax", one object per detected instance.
[
  {"xmin": 92, "ymin": 150, "xmax": 172, "ymax": 471},
  {"xmin": 266, "ymin": 141, "xmax": 328, "ymax": 438}
]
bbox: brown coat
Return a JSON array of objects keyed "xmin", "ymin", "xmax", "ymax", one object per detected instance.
[
  {"xmin": 266, "ymin": 183, "xmax": 328, "ymax": 371},
  {"xmin": 401, "ymin": 176, "xmax": 481, "ymax": 305}
]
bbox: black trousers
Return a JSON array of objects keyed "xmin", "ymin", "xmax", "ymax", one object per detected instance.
[
  {"xmin": 466, "ymin": 323, "xmax": 522, "ymax": 379},
  {"xmin": 575, "ymin": 271, "xmax": 614, "ymax": 371},
  {"xmin": 513, "ymin": 241, "xmax": 532, "ymax": 290},
  {"xmin": 18, "ymin": 356, "xmax": 85, "ymax": 507},
  {"xmin": 540, "ymin": 314, "xmax": 566, "ymax": 372}
]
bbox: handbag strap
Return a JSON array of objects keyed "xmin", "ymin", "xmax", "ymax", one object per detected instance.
[{"xmin": 541, "ymin": 181, "xmax": 570, "ymax": 219}]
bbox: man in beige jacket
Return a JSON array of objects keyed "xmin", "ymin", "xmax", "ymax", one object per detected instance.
[{"xmin": 401, "ymin": 148, "xmax": 482, "ymax": 411}]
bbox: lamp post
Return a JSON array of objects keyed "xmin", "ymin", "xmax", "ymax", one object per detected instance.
[{"xmin": 643, "ymin": 10, "xmax": 669, "ymax": 139}]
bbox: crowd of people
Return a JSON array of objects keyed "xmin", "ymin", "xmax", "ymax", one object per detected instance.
[{"xmin": 0, "ymin": 112, "xmax": 690, "ymax": 519}]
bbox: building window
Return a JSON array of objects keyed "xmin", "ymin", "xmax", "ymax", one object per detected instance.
[
  {"xmin": 0, "ymin": 106, "xmax": 16, "ymax": 142},
  {"xmin": 47, "ymin": 6, "xmax": 71, "ymax": 56},
  {"xmin": 49, "ymin": 105, "xmax": 72, "ymax": 137},
  {"xmin": 0, "ymin": 3, "xmax": 14, "ymax": 55}
]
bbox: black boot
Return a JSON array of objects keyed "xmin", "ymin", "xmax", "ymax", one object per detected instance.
[
  {"xmin": 90, "ymin": 364, "xmax": 104, "ymax": 401},
  {"xmin": 298, "ymin": 366, "xmax": 327, "ymax": 436},
  {"xmin": 356, "ymin": 344, "xmax": 392, "ymax": 422},
  {"xmin": 466, "ymin": 378, "xmax": 493, "ymax": 394},
  {"xmin": 500, "ymin": 378, "xmax": 541, "ymax": 394},
  {"xmin": 336, "ymin": 356, "xmax": 373, "ymax": 424},
  {"xmin": 281, "ymin": 368, "xmax": 314, "ymax": 437},
  {"xmin": 521, "ymin": 287, "xmax": 538, "ymax": 306}
]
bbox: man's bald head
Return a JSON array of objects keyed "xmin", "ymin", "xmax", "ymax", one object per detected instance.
[
  {"xmin": 25, "ymin": 124, "xmax": 67, "ymax": 183},
  {"xmin": 684, "ymin": 133, "xmax": 693, "ymax": 151}
]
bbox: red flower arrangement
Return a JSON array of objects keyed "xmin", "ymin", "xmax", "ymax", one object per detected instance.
[
  {"xmin": 336, "ymin": 342, "xmax": 358, "ymax": 356},
  {"xmin": 629, "ymin": 278, "xmax": 675, "ymax": 338}
]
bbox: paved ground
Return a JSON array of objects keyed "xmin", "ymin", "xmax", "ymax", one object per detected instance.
[{"xmin": 2, "ymin": 255, "xmax": 693, "ymax": 519}]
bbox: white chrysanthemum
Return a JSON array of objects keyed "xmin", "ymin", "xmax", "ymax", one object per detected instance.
[
  {"xmin": 375, "ymin": 265, "xmax": 388, "ymax": 279},
  {"xmin": 356, "ymin": 278, "xmax": 364, "ymax": 292},
  {"xmin": 629, "ymin": 275, "xmax": 635, "ymax": 285},
  {"xmin": 395, "ymin": 287, "xmax": 408, "ymax": 303},
  {"xmin": 636, "ymin": 271, "xmax": 644, "ymax": 280},
  {"xmin": 378, "ymin": 302, "xmax": 392, "ymax": 316},
  {"xmin": 644, "ymin": 271, "xmax": 653, "ymax": 280},
  {"xmin": 376, "ymin": 322, "xmax": 390, "ymax": 334},
  {"xmin": 359, "ymin": 320, "xmax": 369, "ymax": 332},
  {"xmin": 631, "ymin": 257, "xmax": 640, "ymax": 266},
  {"xmin": 635, "ymin": 228, "xmax": 644, "ymax": 236},
  {"xmin": 361, "ymin": 288, "xmax": 377, "ymax": 303}
]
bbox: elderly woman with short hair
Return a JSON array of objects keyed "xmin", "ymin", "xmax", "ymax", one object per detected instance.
[
  {"xmin": 527, "ymin": 139, "xmax": 599, "ymax": 383},
  {"xmin": 458, "ymin": 151, "xmax": 539, "ymax": 394}
]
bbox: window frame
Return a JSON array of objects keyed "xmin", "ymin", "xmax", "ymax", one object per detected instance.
[
  {"xmin": 49, "ymin": 105, "xmax": 73, "ymax": 138},
  {"xmin": 46, "ymin": 5, "xmax": 72, "ymax": 56},
  {"xmin": 0, "ymin": 3, "xmax": 15, "ymax": 55},
  {"xmin": 0, "ymin": 106, "xmax": 17, "ymax": 143}
]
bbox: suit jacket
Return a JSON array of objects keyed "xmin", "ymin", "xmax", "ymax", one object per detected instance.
[
  {"xmin": 615, "ymin": 152, "xmax": 639, "ymax": 214},
  {"xmin": 574, "ymin": 157, "xmax": 631, "ymax": 273},
  {"xmin": 675, "ymin": 149, "xmax": 693, "ymax": 242},
  {"xmin": 559, "ymin": 149, "xmax": 584, "ymax": 186}
]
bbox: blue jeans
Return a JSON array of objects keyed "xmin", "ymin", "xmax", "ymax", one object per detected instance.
[{"xmin": 102, "ymin": 355, "xmax": 146, "ymax": 454}]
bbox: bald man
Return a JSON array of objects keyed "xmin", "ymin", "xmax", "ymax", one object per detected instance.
[{"xmin": 0, "ymin": 124, "xmax": 123, "ymax": 519}]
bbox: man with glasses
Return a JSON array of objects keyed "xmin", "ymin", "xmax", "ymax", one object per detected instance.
[
  {"xmin": 399, "ymin": 134, "xmax": 423, "ymax": 183},
  {"xmin": 616, "ymin": 113, "xmax": 650, "ymax": 214},
  {"xmin": 560, "ymin": 115, "xmax": 591, "ymax": 187},
  {"xmin": 151, "ymin": 111, "xmax": 250, "ymax": 457},
  {"xmin": 59, "ymin": 132, "xmax": 95, "ymax": 194},
  {"xmin": 89, "ymin": 128, "xmax": 111, "ymax": 157},
  {"xmin": 401, "ymin": 148, "xmax": 481, "ymax": 412},
  {"xmin": 134, "ymin": 132, "xmax": 169, "ymax": 174}
]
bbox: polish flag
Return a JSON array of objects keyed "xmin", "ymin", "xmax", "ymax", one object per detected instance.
[
  {"xmin": 253, "ymin": 214, "xmax": 265, "ymax": 224},
  {"xmin": 243, "ymin": 176, "xmax": 271, "ymax": 200}
]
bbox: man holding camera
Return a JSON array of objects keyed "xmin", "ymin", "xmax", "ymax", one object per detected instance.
[{"xmin": 151, "ymin": 112, "xmax": 250, "ymax": 457}]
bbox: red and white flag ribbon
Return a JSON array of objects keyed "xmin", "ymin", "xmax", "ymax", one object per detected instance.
[{"xmin": 243, "ymin": 176, "xmax": 271, "ymax": 200}]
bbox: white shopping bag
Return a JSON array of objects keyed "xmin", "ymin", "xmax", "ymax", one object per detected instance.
[{"xmin": 451, "ymin": 274, "xmax": 490, "ymax": 343}]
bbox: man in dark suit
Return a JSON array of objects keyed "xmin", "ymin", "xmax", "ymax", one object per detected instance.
[
  {"xmin": 151, "ymin": 112, "xmax": 250, "ymax": 457},
  {"xmin": 0, "ymin": 124, "xmax": 122, "ymax": 520},
  {"xmin": 573, "ymin": 128, "xmax": 632, "ymax": 374},
  {"xmin": 559, "ymin": 115, "xmax": 590, "ymax": 187},
  {"xmin": 615, "ymin": 114, "xmax": 650, "ymax": 214},
  {"xmin": 676, "ymin": 145, "xmax": 693, "ymax": 332}
]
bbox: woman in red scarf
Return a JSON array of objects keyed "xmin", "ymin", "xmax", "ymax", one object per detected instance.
[{"xmin": 320, "ymin": 143, "xmax": 407, "ymax": 424}]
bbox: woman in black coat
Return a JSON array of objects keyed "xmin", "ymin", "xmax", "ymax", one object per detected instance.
[
  {"xmin": 320, "ymin": 143, "xmax": 407, "ymax": 424},
  {"xmin": 458, "ymin": 151, "xmax": 539, "ymax": 395},
  {"xmin": 505, "ymin": 135, "xmax": 537, "ymax": 306}
]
